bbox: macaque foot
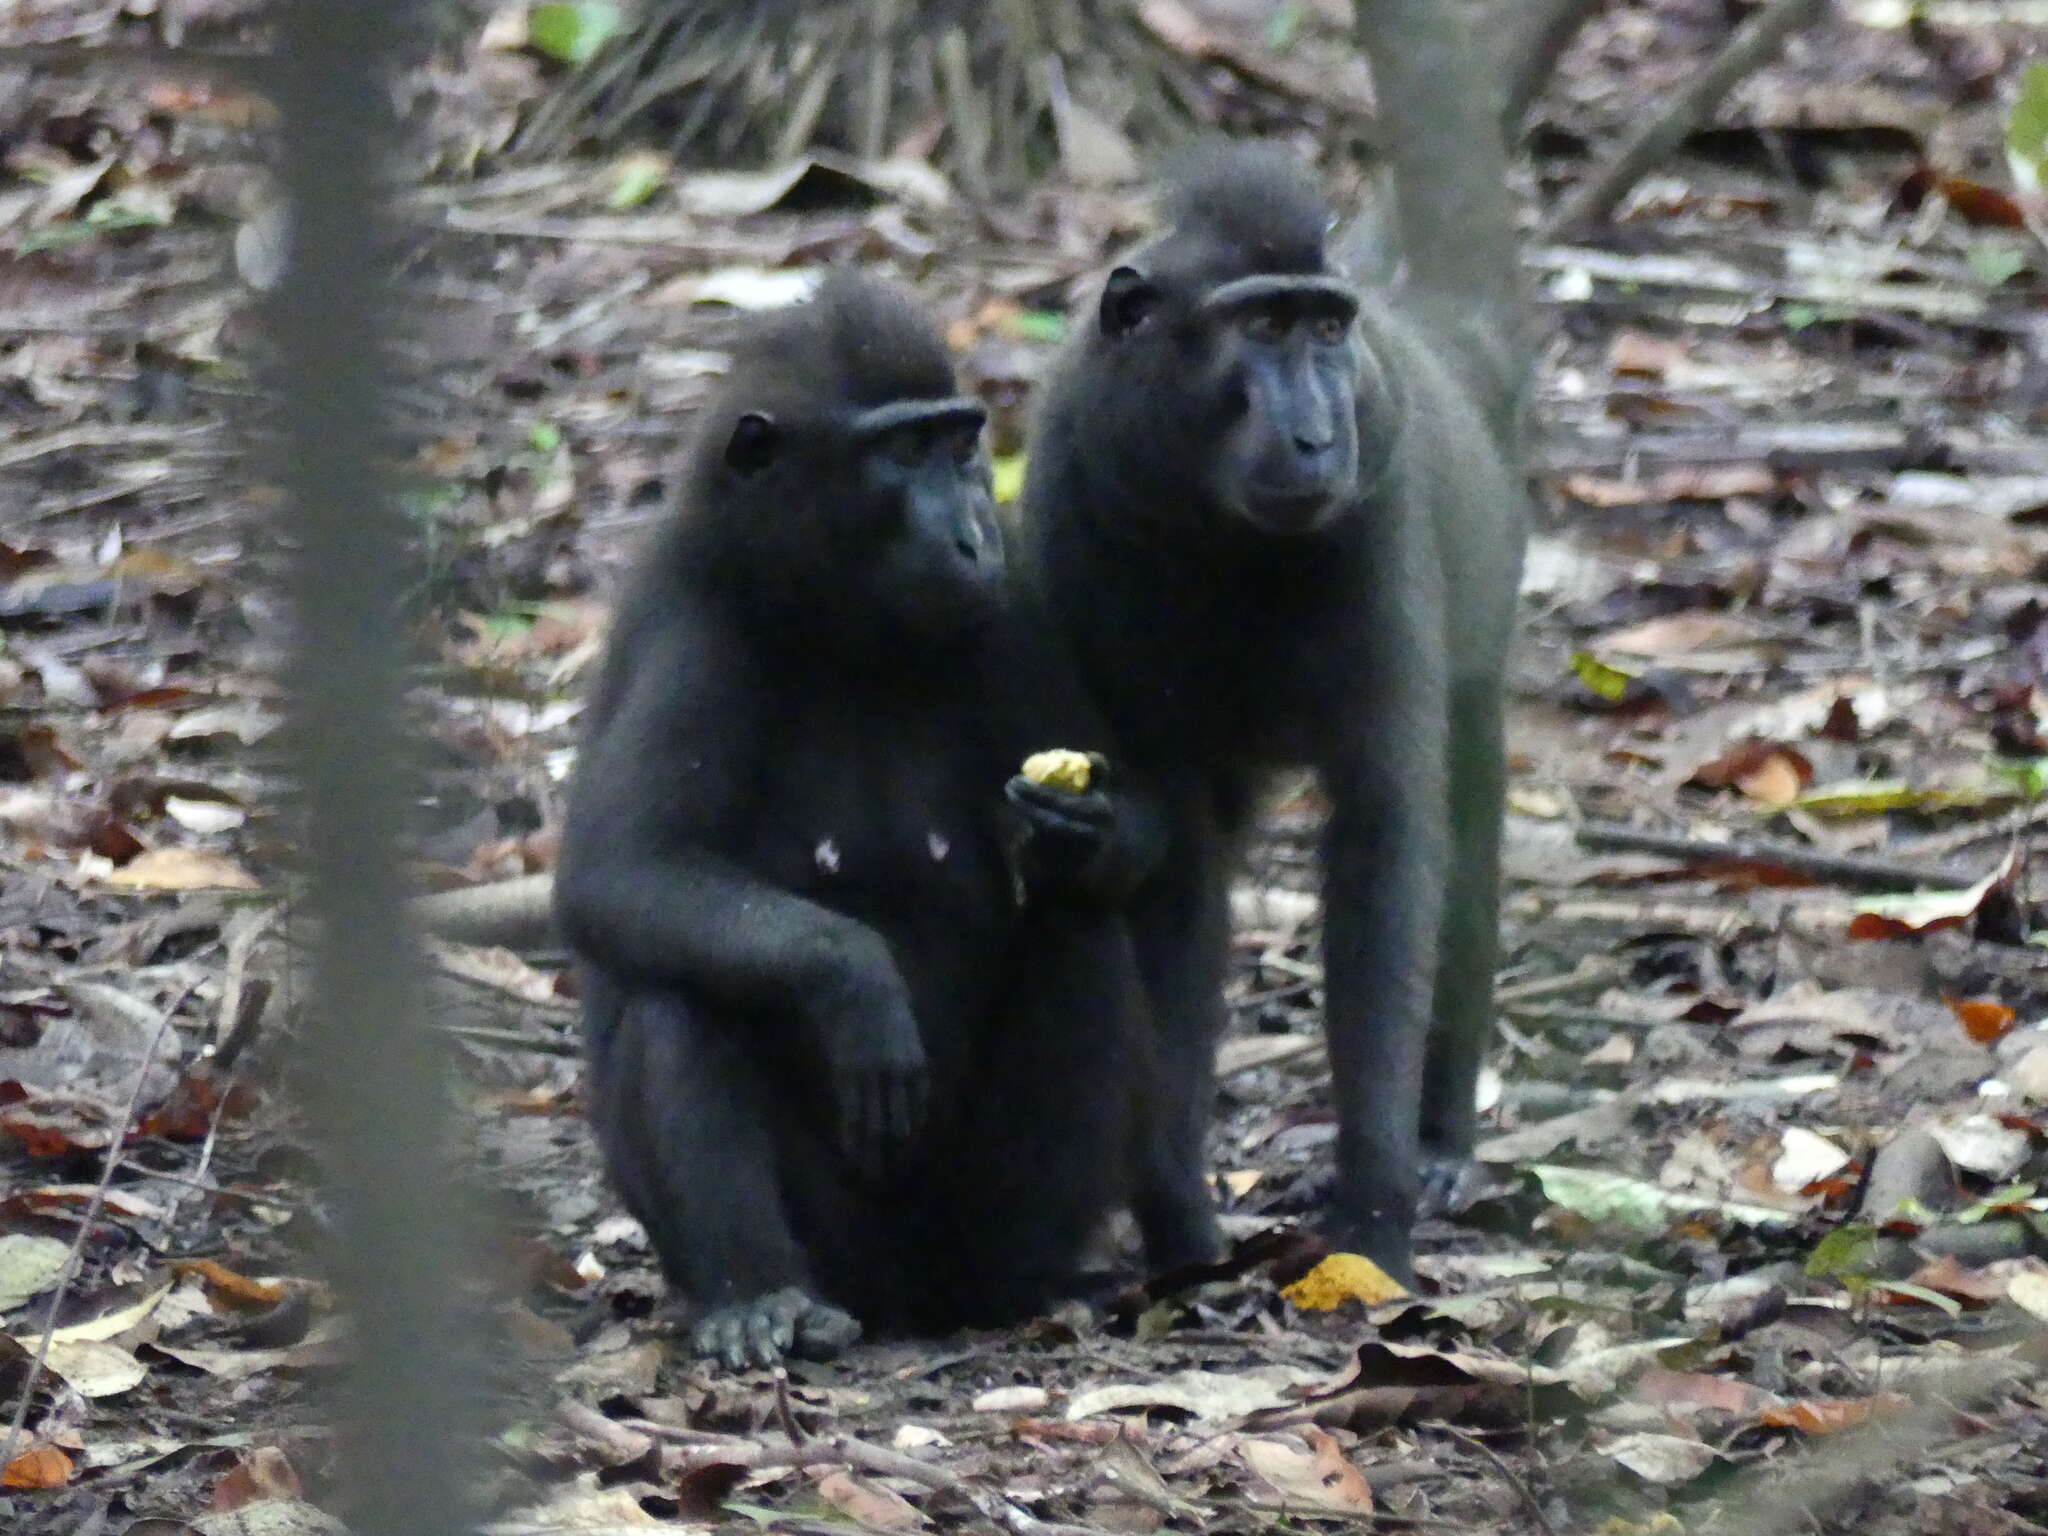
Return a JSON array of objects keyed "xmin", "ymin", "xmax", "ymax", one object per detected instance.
[
  {"xmin": 1135, "ymin": 1191, "xmax": 1228, "ymax": 1276},
  {"xmin": 692, "ymin": 1287, "xmax": 862, "ymax": 1371},
  {"xmin": 1320, "ymin": 1204, "xmax": 1418, "ymax": 1290}
]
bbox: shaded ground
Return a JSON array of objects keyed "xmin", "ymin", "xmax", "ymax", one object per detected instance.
[{"xmin": 3, "ymin": 3, "xmax": 2048, "ymax": 1533}]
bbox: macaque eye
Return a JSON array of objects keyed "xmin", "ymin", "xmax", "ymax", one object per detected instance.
[
  {"xmin": 1243, "ymin": 311, "xmax": 1287, "ymax": 344},
  {"xmin": 723, "ymin": 411, "xmax": 779, "ymax": 477},
  {"xmin": 1309, "ymin": 314, "xmax": 1348, "ymax": 345}
]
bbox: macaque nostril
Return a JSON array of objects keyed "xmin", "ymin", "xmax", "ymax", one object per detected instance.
[
  {"xmin": 1294, "ymin": 435, "xmax": 1330, "ymax": 457},
  {"xmin": 955, "ymin": 533, "xmax": 981, "ymax": 562}
]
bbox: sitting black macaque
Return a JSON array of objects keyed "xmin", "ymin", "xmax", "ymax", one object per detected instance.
[
  {"xmin": 555, "ymin": 273, "xmax": 1161, "ymax": 1369},
  {"xmin": 1018, "ymin": 143, "xmax": 1529, "ymax": 1285}
]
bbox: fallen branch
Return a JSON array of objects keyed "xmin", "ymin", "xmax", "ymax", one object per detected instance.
[
  {"xmin": 1510, "ymin": 891, "xmax": 1845, "ymax": 940},
  {"xmin": 1542, "ymin": 0, "xmax": 1826, "ymax": 237},
  {"xmin": 1891, "ymin": 799, "xmax": 2048, "ymax": 861},
  {"xmin": 1575, "ymin": 820, "xmax": 1982, "ymax": 893},
  {"xmin": 414, "ymin": 873, "xmax": 556, "ymax": 947}
]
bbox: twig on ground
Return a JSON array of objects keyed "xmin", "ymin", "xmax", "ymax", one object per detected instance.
[
  {"xmin": 1494, "ymin": 958, "xmax": 1624, "ymax": 1004},
  {"xmin": 1542, "ymin": 0, "xmax": 1826, "ymax": 237},
  {"xmin": 1, "ymin": 981, "xmax": 195, "ymax": 1470},
  {"xmin": 1512, "ymin": 892, "xmax": 1853, "ymax": 940},
  {"xmin": 1425, "ymin": 1421, "xmax": 1558, "ymax": 1536},
  {"xmin": 1576, "ymin": 819, "xmax": 1981, "ymax": 892},
  {"xmin": 443, "ymin": 1022, "xmax": 580, "ymax": 1057},
  {"xmin": 771, "ymin": 1371, "xmax": 809, "ymax": 1447}
]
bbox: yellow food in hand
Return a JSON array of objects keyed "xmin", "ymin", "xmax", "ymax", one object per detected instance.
[
  {"xmin": 1021, "ymin": 749, "xmax": 1092, "ymax": 794},
  {"xmin": 991, "ymin": 453, "xmax": 1027, "ymax": 504}
]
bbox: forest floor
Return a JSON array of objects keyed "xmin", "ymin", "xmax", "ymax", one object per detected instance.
[{"xmin": 4, "ymin": 2, "xmax": 2048, "ymax": 1534}]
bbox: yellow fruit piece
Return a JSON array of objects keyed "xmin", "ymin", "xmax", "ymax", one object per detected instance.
[
  {"xmin": 991, "ymin": 453, "xmax": 1027, "ymax": 504},
  {"xmin": 1020, "ymin": 749, "xmax": 1092, "ymax": 793},
  {"xmin": 1280, "ymin": 1252, "xmax": 1410, "ymax": 1310}
]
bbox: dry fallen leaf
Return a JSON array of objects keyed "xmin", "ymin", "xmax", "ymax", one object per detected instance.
[
  {"xmin": 104, "ymin": 846, "xmax": 260, "ymax": 891},
  {"xmin": 428, "ymin": 941, "xmax": 566, "ymax": 1007},
  {"xmin": 1599, "ymin": 1430, "xmax": 1718, "ymax": 1486},
  {"xmin": 972, "ymin": 1385, "xmax": 1049, "ymax": 1413},
  {"xmin": 1563, "ymin": 466, "xmax": 1777, "ymax": 508},
  {"xmin": 815, "ymin": 1470, "xmax": 927, "ymax": 1531},
  {"xmin": 1771, "ymin": 1127, "xmax": 1851, "ymax": 1192},
  {"xmin": 213, "ymin": 1447, "xmax": 305, "ymax": 1512},
  {"xmin": 1, "ymin": 1443, "xmax": 74, "ymax": 1489},
  {"xmin": 1066, "ymin": 1366, "xmax": 1321, "ymax": 1424},
  {"xmin": 1760, "ymin": 1395, "xmax": 1908, "ymax": 1435},
  {"xmin": 172, "ymin": 1258, "xmax": 288, "ymax": 1312},
  {"xmin": 39, "ymin": 1338, "xmax": 147, "ymax": 1399},
  {"xmin": 1238, "ymin": 1428, "xmax": 1374, "ymax": 1515},
  {"xmin": 2005, "ymin": 1269, "xmax": 2048, "ymax": 1323},
  {"xmin": 1849, "ymin": 854, "xmax": 2015, "ymax": 939},
  {"xmin": 1946, "ymin": 997, "xmax": 2017, "ymax": 1044}
]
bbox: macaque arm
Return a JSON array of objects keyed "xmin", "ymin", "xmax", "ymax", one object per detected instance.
[{"xmin": 555, "ymin": 614, "xmax": 904, "ymax": 1031}]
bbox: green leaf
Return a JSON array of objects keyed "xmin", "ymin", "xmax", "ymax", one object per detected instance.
[
  {"xmin": 1966, "ymin": 244, "xmax": 2027, "ymax": 287},
  {"xmin": 2005, "ymin": 61, "xmax": 2048, "ymax": 194},
  {"xmin": 1988, "ymin": 755, "xmax": 2048, "ymax": 800},
  {"xmin": 1954, "ymin": 1183, "xmax": 2040, "ymax": 1223},
  {"xmin": 1569, "ymin": 650, "xmax": 1633, "ymax": 702},
  {"xmin": 606, "ymin": 151, "xmax": 667, "ymax": 210},
  {"xmin": 1265, "ymin": 0, "xmax": 1306, "ymax": 52},
  {"xmin": 528, "ymin": 1, "xmax": 623, "ymax": 65},
  {"xmin": 1529, "ymin": 1165, "xmax": 1794, "ymax": 1234},
  {"xmin": 1803, "ymin": 1222, "xmax": 1876, "ymax": 1282},
  {"xmin": 397, "ymin": 481, "xmax": 464, "ymax": 521},
  {"xmin": 1010, "ymin": 309, "xmax": 1066, "ymax": 343},
  {"xmin": 1794, "ymin": 778, "xmax": 1996, "ymax": 817},
  {"xmin": 1874, "ymin": 1279, "xmax": 1962, "ymax": 1317},
  {"xmin": 480, "ymin": 612, "xmax": 534, "ymax": 640},
  {"xmin": 1133, "ymin": 1297, "xmax": 1179, "ymax": 1343},
  {"xmin": 528, "ymin": 420, "xmax": 562, "ymax": 455},
  {"xmin": 17, "ymin": 207, "xmax": 165, "ymax": 255}
]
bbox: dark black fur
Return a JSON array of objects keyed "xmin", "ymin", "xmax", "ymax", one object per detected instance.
[
  {"xmin": 556, "ymin": 274, "xmax": 1159, "ymax": 1367},
  {"xmin": 1020, "ymin": 143, "xmax": 1527, "ymax": 1283}
]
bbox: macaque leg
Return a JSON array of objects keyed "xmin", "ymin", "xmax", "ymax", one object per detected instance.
[
  {"xmin": 586, "ymin": 984, "xmax": 861, "ymax": 1368},
  {"xmin": 1125, "ymin": 842, "xmax": 1230, "ymax": 1273},
  {"xmin": 1420, "ymin": 675, "xmax": 1508, "ymax": 1205},
  {"xmin": 930, "ymin": 915, "xmax": 1149, "ymax": 1319},
  {"xmin": 1319, "ymin": 771, "xmax": 1446, "ymax": 1287}
]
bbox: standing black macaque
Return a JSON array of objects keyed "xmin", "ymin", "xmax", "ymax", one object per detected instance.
[
  {"xmin": 1019, "ymin": 143, "xmax": 1528, "ymax": 1285},
  {"xmin": 556, "ymin": 274, "xmax": 1160, "ymax": 1369}
]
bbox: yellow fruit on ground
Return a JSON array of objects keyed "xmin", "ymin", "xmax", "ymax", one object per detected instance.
[{"xmin": 1280, "ymin": 1251, "xmax": 1410, "ymax": 1310}]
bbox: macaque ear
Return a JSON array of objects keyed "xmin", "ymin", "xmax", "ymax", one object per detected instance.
[
  {"xmin": 1100, "ymin": 267, "xmax": 1162, "ymax": 339},
  {"xmin": 724, "ymin": 412, "xmax": 779, "ymax": 476}
]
